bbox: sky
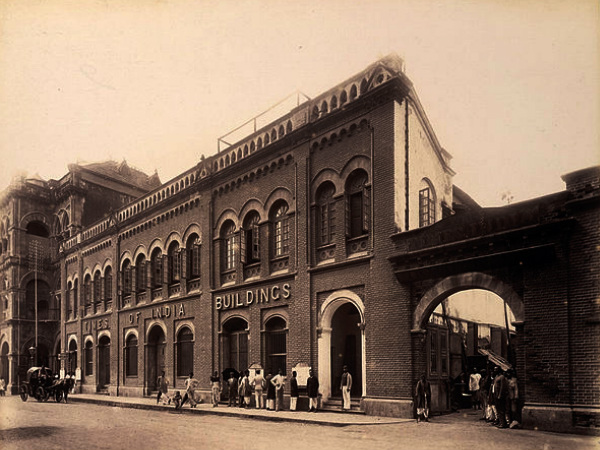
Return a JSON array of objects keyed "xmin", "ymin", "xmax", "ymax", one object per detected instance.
[
  {"xmin": 0, "ymin": 0, "xmax": 598, "ymax": 206},
  {"xmin": 435, "ymin": 290, "xmax": 516, "ymax": 328}
]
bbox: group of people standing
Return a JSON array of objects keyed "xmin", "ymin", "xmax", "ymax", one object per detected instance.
[
  {"xmin": 416, "ymin": 366, "xmax": 520, "ymax": 428},
  {"xmin": 225, "ymin": 368, "xmax": 322, "ymax": 412},
  {"xmin": 476, "ymin": 367, "xmax": 521, "ymax": 429},
  {"xmin": 155, "ymin": 367, "xmax": 326, "ymax": 412}
]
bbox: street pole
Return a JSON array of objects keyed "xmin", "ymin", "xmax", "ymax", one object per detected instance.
[{"xmin": 34, "ymin": 243, "xmax": 38, "ymax": 366}]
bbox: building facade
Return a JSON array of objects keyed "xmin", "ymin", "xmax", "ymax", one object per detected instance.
[{"xmin": 0, "ymin": 55, "xmax": 598, "ymax": 433}]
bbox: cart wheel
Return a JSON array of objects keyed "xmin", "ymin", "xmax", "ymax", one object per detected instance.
[
  {"xmin": 35, "ymin": 386, "xmax": 46, "ymax": 402},
  {"xmin": 55, "ymin": 390, "xmax": 63, "ymax": 403},
  {"xmin": 19, "ymin": 384, "xmax": 28, "ymax": 402}
]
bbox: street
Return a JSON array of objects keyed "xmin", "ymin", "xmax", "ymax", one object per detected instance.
[{"xmin": 0, "ymin": 396, "xmax": 596, "ymax": 450}]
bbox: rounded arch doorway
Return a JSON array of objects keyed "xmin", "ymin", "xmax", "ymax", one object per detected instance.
[
  {"xmin": 98, "ymin": 335, "xmax": 110, "ymax": 390},
  {"xmin": 146, "ymin": 326, "xmax": 166, "ymax": 394},
  {"xmin": 221, "ymin": 317, "xmax": 248, "ymax": 374},
  {"xmin": 318, "ymin": 290, "xmax": 366, "ymax": 402}
]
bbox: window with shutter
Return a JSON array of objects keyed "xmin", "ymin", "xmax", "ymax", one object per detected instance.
[
  {"xmin": 419, "ymin": 186, "xmax": 435, "ymax": 227},
  {"xmin": 345, "ymin": 170, "xmax": 369, "ymax": 238},
  {"xmin": 252, "ymin": 222, "xmax": 260, "ymax": 261},
  {"xmin": 222, "ymin": 221, "xmax": 237, "ymax": 271},
  {"xmin": 272, "ymin": 203, "xmax": 289, "ymax": 257},
  {"xmin": 240, "ymin": 228, "xmax": 246, "ymax": 265},
  {"xmin": 104, "ymin": 268, "xmax": 112, "ymax": 300}
]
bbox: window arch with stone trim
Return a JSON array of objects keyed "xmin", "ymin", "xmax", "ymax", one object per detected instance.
[
  {"xmin": 167, "ymin": 241, "xmax": 181, "ymax": 284},
  {"xmin": 135, "ymin": 253, "xmax": 147, "ymax": 293},
  {"xmin": 185, "ymin": 233, "xmax": 201, "ymax": 280},
  {"xmin": 221, "ymin": 220, "xmax": 237, "ymax": 272},
  {"xmin": 270, "ymin": 201, "xmax": 290, "ymax": 258},
  {"xmin": 121, "ymin": 259, "xmax": 132, "ymax": 299},
  {"xmin": 124, "ymin": 333, "xmax": 138, "ymax": 377},
  {"xmin": 176, "ymin": 327, "xmax": 194, "ymax": 377},
  {"xmin": 345, "ymin": 169, "xmax": 370, "ymax": 239},
  {"xmin": 263, "ymin": 316, "xmax": 287, "ymax": 375},
  {"xmin": 150, "ymin": 248, "xmax": 163, "ymax": 288},
  {"xmin": 83, "ymin": 274, "xmax": 92, "ymax": 310},
  {"xmin": 104, "ymin": 266, "xmax": 113, "ymax": 302},
  {"xmin": 67, "ymin": 281, "xmax": 73, "ymax": 319},
  {"xmin": 419, "ymin": 178, "xmax": 436, "ymax": 228},
  {"xmin": 241, "ymin": 211, "xmax": 261, "ymax": 266},
  {"xmin": 84, "ymin": 338, "xmax": 94, "ymax": 377},
  {"xmin": 316, "ymin": 182, "xmax": 336, "ymax": 247},
  {"xmin": 93, "ymin": 270, "xmax": 102, "ymax": 303}
]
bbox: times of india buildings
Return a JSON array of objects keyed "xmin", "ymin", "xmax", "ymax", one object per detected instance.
[{"xmin": 0, "ymin": 55, "xmax": 598, "ymax": 433}]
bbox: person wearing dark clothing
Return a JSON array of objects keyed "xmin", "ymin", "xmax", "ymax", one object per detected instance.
[
  {"xmin": 494, "ymin": 369, "xmax": 509, "ymax": 428},
  {"xmin": 415, "ymin": 374, "xmax": 432, "ymax": 422},
  {"xmin": 227, "ymin": 372, "xmax": 238, "ymax": 407},
  {"xmin": 289, "ymin": 371, "xmax": 299, "ymax": 411},
  {"xmin": 306, "ymin": 369, "xmax": 319, "ymax": 412},
  {"xmin": 265, "ymin": 371, "xmax": 276, "ymax": 411}
]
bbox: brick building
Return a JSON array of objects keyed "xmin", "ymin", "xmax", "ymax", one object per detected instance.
[{"xmin": 0, "ymin": 55, "xmax": 598, "ymax": 433}]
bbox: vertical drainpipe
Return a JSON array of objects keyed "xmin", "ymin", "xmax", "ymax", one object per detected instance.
[
  {"xmin": 369, "ymin": 123, "xmax": 374, "ymax": 251},
  {"xmin": 116, "ymin": 230, "xmax": 120, "ymax": 397},
  {"xmin": 404, "ymin": 99, "xmax": 410, "ymax": 232},
  {"xmin": 294, "ymin": 161, "xmax": 298, "ymax": 270},
  {"xmin": 209, "ymin": 190, "xmax": 216, "ymax": 371}
]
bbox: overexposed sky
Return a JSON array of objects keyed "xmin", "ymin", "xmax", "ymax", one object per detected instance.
[{"xmin": 0, "ymin": 0, "xmax": 598, "ymax": 206}]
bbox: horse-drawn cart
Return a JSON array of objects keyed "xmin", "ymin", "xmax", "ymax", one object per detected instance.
[{"xmin": 19, "ymin": 367, "xmax": 70, "ymax": 403}]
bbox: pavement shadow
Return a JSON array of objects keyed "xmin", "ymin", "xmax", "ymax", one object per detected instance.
[{"xmin": 0, "ymin": 426, "xmax": 61, "ymax": 442}]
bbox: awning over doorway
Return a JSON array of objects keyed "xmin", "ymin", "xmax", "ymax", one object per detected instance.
[{"xmin": 478, "ymin": 348, "xmax": 512, "ymax": 371}]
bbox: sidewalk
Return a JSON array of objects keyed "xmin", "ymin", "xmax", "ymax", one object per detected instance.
[{"xmin": 69, "ymin": 393, "xmax": 411, "ymax": 427}]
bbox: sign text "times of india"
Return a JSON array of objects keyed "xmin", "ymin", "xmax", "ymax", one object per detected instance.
[{"xmin": 216, "ymin": 283, "xmax": 291, "ymax": 310}]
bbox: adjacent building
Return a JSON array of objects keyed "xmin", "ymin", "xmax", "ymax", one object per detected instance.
[{"xmin": 0, "ymin": 55, "xmax": 597, "ymax": 434}]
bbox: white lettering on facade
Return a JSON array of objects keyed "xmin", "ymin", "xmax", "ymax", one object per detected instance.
[{"xmin": 216, "ymin": 283, "xmax": 291, "ymax": 310}]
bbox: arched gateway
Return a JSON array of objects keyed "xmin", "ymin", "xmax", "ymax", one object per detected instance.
[
  {"xmin": 318, "ymin": 290, "xmax": 366, "ymax": 402},
  {"xmin": 413, "ymin": 272, "xmax": 525, "ymax": 332}
]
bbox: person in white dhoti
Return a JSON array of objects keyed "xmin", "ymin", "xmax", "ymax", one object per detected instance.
[{"xmin": 340, "ymin": 365, "xmax": 352, "ymax": 411}]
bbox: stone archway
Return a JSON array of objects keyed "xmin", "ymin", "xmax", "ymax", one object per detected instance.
[
  {"xmin": 413, "ymin": 272, "xmax": 524, "ymax": 332},
  {"xmin": 412, "ymin": 272, "xmax": 525, "ymax": 414},
  {"xmin": 317, "ymin": 290, "xmax": 366, "ymax": 402}
]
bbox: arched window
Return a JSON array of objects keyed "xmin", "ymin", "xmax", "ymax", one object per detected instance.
[
  {"xmin": 125, "ymin": 334, "xmax": 138, "ymax": 377},
  {"xmin": 340, "ymin": 90, "xmax": 347, "ymax": 106},
  {"xmin": 73, "ymin": 279, "xmax": 79, "ymax": 318},
  {"xmin": 176, "ymin": 327, "xmax": 194, "ymax": 377},
  {"xmin": 241, "ymin": 212, "xmax": 260, "ymax": 265},
  {"xmin": 419, "ymin": 179, "xmax": 436, "ymax": 228},
  {"xmin": 68, "ymin": 339, "xmax": 78, "ymax": 372},
  {"xmin": 167, "ymin": 242, "xmax": 181, "ymax": 284},
  {"xmin": 104, "ymin": 267, "xmax": 113, "ymax": 301},
  {"xmin": 26, "ymin": 221, "xmax": 49, "ymax": 238},
  {"xmin": 93, "ymin": 271, "xmax": 101, "ymax": 303},
  {"xmin": 345, "ymin": 170, "xmax": 370, "ymax": 238},
  {"xmin": 186, "ymin": 235, "xmax": 201, "ymax": 279},
  {"xmin": 264, "ymin": 317, "xmax": 287, "ymax": 375},
  {"xmin": 85, "ymin": 340, "xmax": 93, "ymax": 376},
  {"xmin": 122, "ymin": 260, "xmax": 132, "ymax": 297},
  {"xmin": 67, "ymin": 281, "xmax": 73, "ymax": 319},
  {"xmin": 271, "ymin": 202, "xmax": 289, "ymax": 258},
  {"xmin": 83, "ymin": 275, "xmax": 92, "ymax": 307},
  {"xmin": 221, "ymin": 221, "xmax": 236, "ymax": 272},
  {"xmin": 136, "ymin": 254, "xmax": 147, "ymax": 292},
  {"xmin": 316, "ymin": 182, "xmax": 336, "ymax": 246},
  {"xmin": 151, "ymin": 249, "xmax": 163, "ymax": 288}
]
